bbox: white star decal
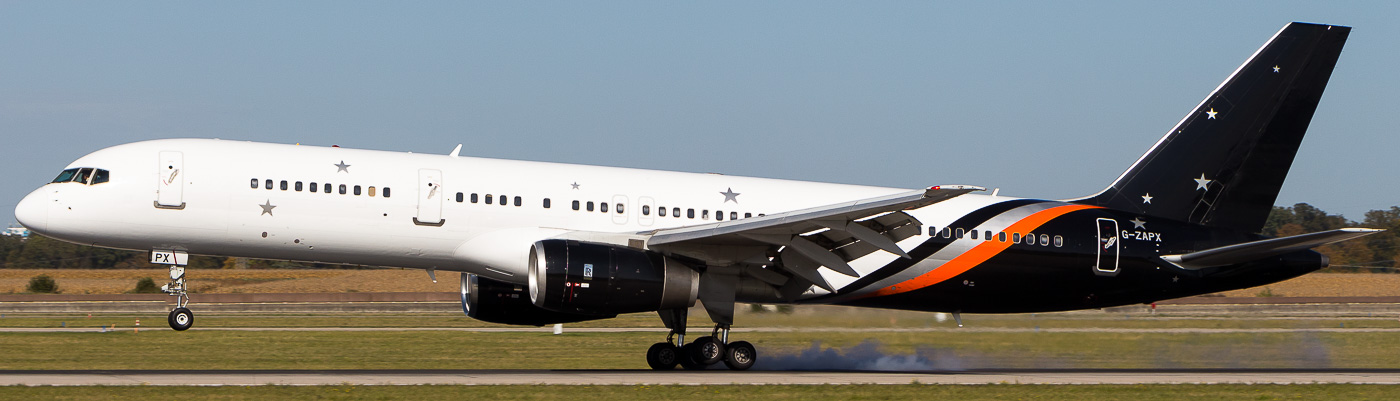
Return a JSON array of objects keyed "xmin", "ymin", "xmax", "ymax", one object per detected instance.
[
  {"xmin": 334, "ymin": 161, "xmax": 351, "ymax": 173},
  {"xmin": 1141, "ymin": 193, "xmax": 1153, "ymax": 204},
  {"xmin": 720, "ymin": 188, "xmax": 741, "ymax": 204},
  {"xmin": 259, "ymin": 199, "xmax": 277, "ymax": 216},
  {"xmin": 1130, "ymin": 217, "xmax": 1147, "ymax": 230},
  {"xmin": 1206, "ymin": 108, "xmax": 1218, "ymax": 119},
  {"xmin": 1194, "ymin": 174, "xmax": 1213, "ymax": 191},
  {"xmin": 570, "ymin": 182, "xmax": 580, "ymax": 190},
  {"xmin": 1272, "ymin": 65, "xmax": 1280, "ymax": 73}
]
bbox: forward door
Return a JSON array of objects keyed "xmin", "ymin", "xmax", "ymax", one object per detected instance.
[{"xmin": 155, "ymin": 151, "xmax": 185, "ymax": 209}]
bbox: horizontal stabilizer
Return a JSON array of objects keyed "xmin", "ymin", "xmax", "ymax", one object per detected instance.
[{"xmin": 1161, "ymin": 228, "xmax": 1383, "ymax": 269}]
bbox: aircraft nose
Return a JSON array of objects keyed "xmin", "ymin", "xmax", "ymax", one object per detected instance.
[{"xmin": 14, "ymin": 188, "xmax": 48, "ymax": 233}]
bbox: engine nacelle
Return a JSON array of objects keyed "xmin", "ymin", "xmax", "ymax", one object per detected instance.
[
  {"xmin": 460, "ymin": 272, "xmax": 614, "ymax": 326},
  {"xmin": 529, "ymin": 239, "xmax": 699, "ymax": 316}
]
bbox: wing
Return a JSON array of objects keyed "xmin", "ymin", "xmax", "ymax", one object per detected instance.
[{"xmin": 645, "ymin": 185, "xmax": 984, "ymax": 295}]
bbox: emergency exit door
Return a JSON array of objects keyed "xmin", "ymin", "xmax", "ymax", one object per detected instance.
[{"xmin": 414, "ymin": 169, "xmax": 444, "ymax": 226}]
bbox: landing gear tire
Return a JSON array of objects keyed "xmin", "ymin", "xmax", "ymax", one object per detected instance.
[
  {"xmin": 678, "ymin": 343, "xmax": 706, "ymax": 370},
  {"xmin": 723, "ymin": 341, "xmax": 756, "ymax": 371},
  {"xmin": 646, "ymin": 343, "xmax": 680, "ymax": 370},
  {"xmin": 690, "ymin": 336, "xmax": 725, "ymax": 366},
  {"xmin": 168, "ymin": 307, "xmax": 193, "ymax": 331}
]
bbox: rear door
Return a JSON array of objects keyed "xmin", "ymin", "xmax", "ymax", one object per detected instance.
[
  {"xmin": 1095, "ymin": 218, "xmax": 1119, "ymax": 273},
  {"xmin": 156, "ymin": 151, "xmax": 185, "ymax": 209}
]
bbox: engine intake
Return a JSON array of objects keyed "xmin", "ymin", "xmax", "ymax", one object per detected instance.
[
  {"xmin": 460, "ymin": 273, "xmax": 614, "ymax": 326},
  {"xmin": 529, "ymin": 239, "xmax": 698, "ymax": 316}
]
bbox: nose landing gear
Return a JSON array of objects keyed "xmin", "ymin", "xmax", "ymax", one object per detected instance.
[{"xmin": 156, "ymin": 255, "xmax": 194, "ymax": 331}]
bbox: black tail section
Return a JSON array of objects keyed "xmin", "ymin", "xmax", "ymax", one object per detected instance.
[{"xmin": 1074, "ymin": 22, "xmax": 1350, "ymax": 233}]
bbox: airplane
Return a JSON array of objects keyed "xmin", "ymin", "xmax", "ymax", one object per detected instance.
[{"xmin": 13, "ymin": 22, "xmax": 1380, "ymax": 371}]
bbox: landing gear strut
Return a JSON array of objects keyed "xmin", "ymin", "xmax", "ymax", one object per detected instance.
[
  {"xmin": 161, "ymin": 264, "xmax": 193, "ymax": 331},
  {"xmin": 646, "ymin": 309, "xmax": 756, "ymax": 371}
]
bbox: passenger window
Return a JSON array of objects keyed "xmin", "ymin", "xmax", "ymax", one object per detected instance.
[
  {"xmin": 266, "ymin": 179, "xmax": 273, "ymax": 190},
  {"xmin": 600, "ymin": 202, "xmax": 608, "ymax": 213},
  {"xmin": 587, "ymin": 201, "xmax": 595, "ymax": 212},
  {"xmin": 1040, "ymin": 234, "xmax": 1050, "ymax": 246},
  {"xmin": 368, "ymin": 186, "xmax": 376, "ymax": 197},
  {"xmin": 250, "ymin": 178, "xmax": 259, "ymax": 189},
  {"xmin": 486, "ymin": 194, "xmax": 494, "ymax": 204},
  {"xmin": 295, "ymin": 181, "xmax": 303, "ymax": 192},
  {"xmin": 642, "ymin": 205, "xmax": 651, "ymax": 215},
  {"xmin": 310, "ymin": 182, "xmax": 318, "ymax": 193},
  {"xmin": 745, "ymin": 213, "xmax": 752, "ymax": 218},
  {"xmin": 1054, "ymin": 235, "xmax": 1064, "ymax": 247},
  {"xmin": 53, "ymin": 169, "xmax": 79, "ymax": 183},
  {"xmin": 998, "ymin": 232, "xmax": 1007, "ymax": 242},
  {"xmin": 543, "ymin": 198, "xmax": 551, "ymax": 209},
  {"xmin": 716, "ymin": 211, "xmax": 724, "ymax": 221},
  {"xmin": 687, "ymin": 209, "xmax": 695, "ymax": 219},
  {"xmin": 323, "ymin": 183, "xmax": 331, "ymax": 193},
  {"xmin": 1013, "ymin": 233, "xmax": 1021, "ymax": 243},
  {"xmin": 572, "ymin": 200, "xmax": 580, "ymax": 210},
  {"xmin": 339, "ymin": 184, "xmax": 347, "ymax": 195},
  {"xmin": 970, "ymin": 230, "xmax": 978, "ymax": 240},
  {"xmin": 955, "ymin": 228, "xmax": 965, "ymax": 238},
  {"xmin": 1025, "ymin": 233, "xmax": 1033, "ymax": 243},
  {"xmin": 942, "ymin": 227, "xmax": 952, "ymax": 238},
  {"xmin": 928, "ymin": 226, "xmax": 937, "ymax": 236},
  {"xmin": 280, "ymin": 180, "xmax": 288, "ymax": 191},
  {"xmin": 614, "ymin": 203, "xmax": 622, "ymax": 213},
  {"xmin": 500, "ymin": 195, "xmax": 508, "ymax": 206},
  {"xmin": 703, "ymin": 210, "xmax": 710, "ymax": 220},
  {"xmin": 659, "ymin": 207, "xmax": 667, "ymax": 217},
  {"xmin": 515, "ymin": 197, "xmax": 522, "ymax": 207},
  {"xmin": 730, "ymin": 212, "xmax": 737, "ymax": 220},
  {"xmin": 673, "ymin": 207, "xmax": 681, "ymax": 217},
  {"xmin": 985, "ymin": 231, "xmax": 993, "ymax": 241},
  {"xmin": 471, "ymin": 193, "xmax": 479, "ymax": 203},
  {"xmin": 383, "ymin": 187, "xmax": 390, "ymax": 198},
  {"xmin": 91, "ymin": 169, "xmax": 109, "ymax": 185},
  {"xmin": 354, "ymin": 185, "xmax": 361, "ymax": 196},
  {"xmin": 456, "ymin": 192, "xmax": 464, "ymax": 203}
]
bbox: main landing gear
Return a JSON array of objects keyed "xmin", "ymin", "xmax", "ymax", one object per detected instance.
[
  {"xmin": 646, "ymin": 309, "xmax": 756, "ymax": 371},
  {"xmin": 161, "ymin": 264, "xmax": 194, "ymax": 331}
]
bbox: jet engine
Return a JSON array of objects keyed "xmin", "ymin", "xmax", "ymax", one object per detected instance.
[
  {"xmin": 529, "ymin": 239, "xmax": 699, "ymax": 316},
  {"xmin": 460, "ymin": 272, "xmax": 614, "ymax": 326}
]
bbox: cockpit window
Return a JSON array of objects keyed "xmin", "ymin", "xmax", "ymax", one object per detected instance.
[
  {"xmin": 74, "ymin": 168, "xmax": 93, "ymax": 184},
  {"xmin": 52, "ymin": 169, "xmax": 79, "ymax": 183},
  {"xmin": 91, "ymin": 169, "xmax": 109, "ymax": 184},
  {"xmin": 49, "ymin": 167, "xmax": 110, "ymax": 185}
]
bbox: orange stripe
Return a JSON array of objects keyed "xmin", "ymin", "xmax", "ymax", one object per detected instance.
[{"xmin": 868, "ymin": 204, "xmax": 1101, "ymax": 297}]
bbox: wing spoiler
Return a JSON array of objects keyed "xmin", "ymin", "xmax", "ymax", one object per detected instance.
[{"xmin": 1161, "ymin": 228, "xmax": 1384, "ymax": 269}]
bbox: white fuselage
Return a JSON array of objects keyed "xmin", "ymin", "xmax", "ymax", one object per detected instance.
[{"xmin": 15, "ymin": 139, "xmax": 1015, "ymax": 294}]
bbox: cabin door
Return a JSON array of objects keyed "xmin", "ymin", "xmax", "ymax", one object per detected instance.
[
  {"xmin": 1095, "ymin": 218, "xmax": 1119, "ymax": 273},
  {"xmin": 415, "ymin": 169, "xmax": 444, "ymax": 226},
  {"xmin": 155, "ymin": 151, "xmax": 185, "ymax": 209}
]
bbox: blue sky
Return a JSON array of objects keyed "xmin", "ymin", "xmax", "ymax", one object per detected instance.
[{"xmin": 3, "ymin": 1, "xmax": 1397, "ymax": 224}]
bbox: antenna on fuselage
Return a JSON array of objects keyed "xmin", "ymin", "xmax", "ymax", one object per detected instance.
[{"xmin": 449, "ymin": 144, "xmax": 462, "ymax": 158}]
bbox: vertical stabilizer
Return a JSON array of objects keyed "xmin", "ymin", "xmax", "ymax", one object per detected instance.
[{"xmin": 1075, "ymin": 22, "xmax": 1350, "ymax": 233}]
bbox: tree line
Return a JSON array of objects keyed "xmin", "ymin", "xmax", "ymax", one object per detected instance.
[{"xmin": 2, "ymin": 202, "xmax": 1397, "ymax": 272}]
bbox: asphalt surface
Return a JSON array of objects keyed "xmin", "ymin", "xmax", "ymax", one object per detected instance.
[{"xmin": 3, "ymin": 369, "xmax": 1400, "ymax": 385}]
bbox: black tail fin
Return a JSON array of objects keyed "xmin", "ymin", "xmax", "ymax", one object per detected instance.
[{"xmin": 1074, "ymin": 22, "xmax": 1350, "ymax": 233}]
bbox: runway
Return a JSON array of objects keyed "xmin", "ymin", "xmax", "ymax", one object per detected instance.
[
  {"xmin": 6, "ymin": 326, "xmax": 1400, "ymax": 334},
  {"xmin": 3, "ymin": 369, "xmax": 1400, "ymax": 385}
]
